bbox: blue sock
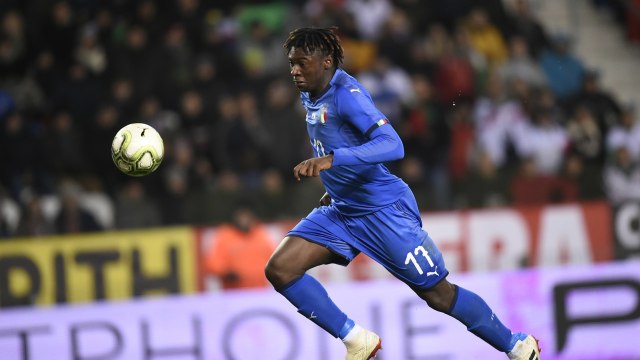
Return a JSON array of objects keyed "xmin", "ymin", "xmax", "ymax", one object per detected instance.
[
  {"xmin": 448, "ymin": 286, "xmax": 512, "ymax": 352},
  {"xmin": 278, "ymin": 274, "xmax": 350, "ymax": 338}
]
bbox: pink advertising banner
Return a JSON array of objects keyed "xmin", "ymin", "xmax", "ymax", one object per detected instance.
[{"xmin": 1, "ymin": 260, "xmax": 639, "ymax": 360}]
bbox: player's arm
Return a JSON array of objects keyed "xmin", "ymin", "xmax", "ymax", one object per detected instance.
[
  {"xmin": 292, "ymin": 86, "xmax": 404, "ymax": 180},
  {"xmin": 331, "ymin": 86, "xmax": 404, "ymax": 166}
]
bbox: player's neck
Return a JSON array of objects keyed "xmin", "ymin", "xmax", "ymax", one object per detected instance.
[{"xmin": 310, "ymin": 69, "xmax": 337, "ymax": 101}]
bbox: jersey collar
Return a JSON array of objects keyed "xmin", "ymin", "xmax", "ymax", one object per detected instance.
[{"xmin": 309, "ymin": 68, "xmax": 344, "ymax": 103}]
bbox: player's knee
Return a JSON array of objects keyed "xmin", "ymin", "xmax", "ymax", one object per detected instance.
[
  {"xmin": 417, "ymin": 280, "xmax": 456, "ymax": 313},
  {"xmin": 264, "ymin": 257, "xmax": 281, "ymax": 286},
  {"xmin": 264, "ymin": 256, "xmax": 295, "ymax": 289}
]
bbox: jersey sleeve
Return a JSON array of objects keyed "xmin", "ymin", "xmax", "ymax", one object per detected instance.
[{"xmin": 332, "ymin": 86, "xmax": 404, "ymax": 166}]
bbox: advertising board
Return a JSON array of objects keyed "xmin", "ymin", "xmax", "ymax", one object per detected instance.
[
  {"xmin": 0, "ymin": 227, "xmax": 198, "ymax": 307},
  {"xmin": 2, "ymin": 260, "xmax": 638, "ymax": 359}
]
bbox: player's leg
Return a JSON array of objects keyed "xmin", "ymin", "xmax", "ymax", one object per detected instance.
[
  {"xmin": 414, "ymin": 280, "xmax": 540, "ymax": 360},
  {"xmin": 414, "ymin": 278, "xmax": 513, "ymax": 351},
  {"xmin": 265, "ymin": 206, "xmax": 382, "ymax": 359},
  {"xmin": 344, "ymin": 191, "xmax": 539, "ymax": 359},
  {"xmin": 265, "ymin": 235, "xmax": 356, "ymax": 338}
]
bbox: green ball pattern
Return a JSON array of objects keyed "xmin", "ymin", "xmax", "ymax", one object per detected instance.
[{"xmin": 111, "ymin": 127, "xmax": 163, "ymax": 177}]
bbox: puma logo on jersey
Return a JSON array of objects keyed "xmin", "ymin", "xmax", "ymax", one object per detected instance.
[{"xmin": 426, "ymin": 266, "xmax": 439, "ymax": 277}]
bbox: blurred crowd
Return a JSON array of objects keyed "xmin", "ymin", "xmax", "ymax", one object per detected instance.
[{"xmin": 1, "ymin": 0, "xmax": 640, "ymax": 239}]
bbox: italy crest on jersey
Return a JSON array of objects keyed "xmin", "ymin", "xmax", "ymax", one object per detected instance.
[
  {"xmin": 305, "ymin": 103, "xmax": 329, "ymax": 125},
  {"xmin": 319, "ymin": 103, "xmax": 328, "ymax": 125}
]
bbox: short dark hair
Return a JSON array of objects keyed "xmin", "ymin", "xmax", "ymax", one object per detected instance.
[{"xmin": 283, "ymin": 27, "xmax": 344, "ymax": 67}]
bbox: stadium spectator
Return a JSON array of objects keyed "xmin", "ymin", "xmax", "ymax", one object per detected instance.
[
  {"xmin": 344, "ymin": 0, "xmax": 392, "ymax": 40},
  {"xmin": 475, "ymin": 77, "xmax": 532, "ymax": 170},
  {"xmin": 209, "ymin": 93, "xmax": 240, "ymax": 172},
  {"xmin": 112, "ymin": 25, "xmax": 157, "ymax": 100},
  {"xmin": 606, "ymin": 103, "xmax": 640, "ymax": 161},
  {"xmin": 88, "ymin": 105, "xmax": 123, "ymax": 187},
  {"xmin": 567, "ymin": 69, "xmax": 622, "ymax": 132},
  {"xmin": 454, "ymin": 149, "xmax": 510, "ymax": 209},
  {"xmin": 604, "ymin": 145, "xmax": 640, "ymax": 205},
  {"xmin": 472, "ymin": 73, "xmax": 508, "ymax": 167},
  {"xmin": 448, "ymin": 100, "xmax": 476, "ymax": 183},
  {"xmin": 42, "ymin": 110, "xmax": 87, "ymax": 177},
  {"xmin": 457, "ymin": 147, "xmax": 511, "ymax": 208},
  {"xmin": 133, "ymin": 0, "xmax": 165, "ymax": 45},
  {"xmin": 504, "ymin": 0, "xmax": 550, "ymax": 57},
  {"xmin": 200, "ymin": 169, "xmax": 243, "ymax": 225},
  {"xmin": 0, "ymin": 111, "xmax": 41, "ymax": 201},
  {"xmin": 464, "ymin": 7, "xmax": 509, "ymax": 68},
  {"xmin": 191, "ymin": 55, "xmax": 226, "ymax": 116},
  {"xmin": 400, "ymin": 74, "xmax": 450, "ymax": 209},
  {"xmin": 539, "ymin": 34, "xmax": 585, "ymax": 102},
  {"xmin": 0, "ymin": 10, "xmax": 27, "ymax": 80},
  {"xmin": 54, "ymin": 182, "xmax": 102, "ymax": 234},
  {"xmin": 239, "ymin": 19, "xmax": 288, "ymax": 80},
  {"xmin": 262, "ymin": 78, "xmax": 308, "ymax": 177},
  {"xmin": 452, "ymin": 21, "xmax": 489, "ymax": 90},
  {"xmin": 115, "ymin": 180, "xmax": 161, "ymax": 229},
  {"xmin": 0, "ymin": 186, "xmax": 19, "ymax": 238},
  {"xmin": 560, "ymin": 152, "xmax": 605, "ymax": 201},
  {"xmin": 42, "ymin": 1, "xmax": 77, "ymax": 73},
  {"xmin": 156, "ymin": 24, "xmax": 195, "ymax": 107},
  {"xmin": 136, "ymin": 96, "xmax": 181, "ymax": 139},
  {"xmin": 357, "ymin": 56, "xmax": 414, "ymax": 122},
  {"xmin": 0, "ymin": 0, "xmax": 627, "ymax": 237},
  {"xmin": 498, "ymin": 35, "xmax": 546, "ymax": 90},
  {"xmin": 566, "ymin": 105, "xmax": 605, "ymax": 165},
  {"xmin": 376, "ymin": 8, "xmax": 413, "ymax": 70},
  {"xmin": 235, "ymin": 90, "xmax": 273, "ymax": 178},
  {"xmin": 159, "ymin": 136, "xmax": 195, "ymax": 224},
  {"xmin": 179, "ymin": 89, "xmax": 209, "ymax": 153},
  {"xmin": 14, "ymin": 194, "xmax": 53, "ymax": 237},
  {"xmin": 74, "ymin": 23, "xmax": 107, "ymax": 76},
  {"xmin": 253, "ymin": 168, "xmax": 289, "ymax": 222},
  {"xmin": 517, "ymin": 106, "xmax": 569, "ymax": 175},
  {"xmin": 203, "ymin": 201, "xmax": 276, "ymax": 290},
  {"xmin": 432, "ymin": 33, "xmax": 476, "ymax": 105},
  {"xmin": 200, "ymin": 15, "xmax": 244, "ymax": 84}
]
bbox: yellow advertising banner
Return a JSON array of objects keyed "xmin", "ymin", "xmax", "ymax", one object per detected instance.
[{"xmin": 0, "ymin": 227, "xmax": 198, "ymax": 307}]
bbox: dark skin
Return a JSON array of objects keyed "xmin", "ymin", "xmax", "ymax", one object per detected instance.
[{"xmin": 264, "ymin": 46, "xmax": 456, "ymax": 313}]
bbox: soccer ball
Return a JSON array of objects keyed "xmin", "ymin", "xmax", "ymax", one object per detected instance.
[{"xmin": 111, "ymin": 123, "xmax": 164, "ymax": 176}]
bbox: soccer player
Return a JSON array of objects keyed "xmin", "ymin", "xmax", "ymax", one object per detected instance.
[{"xmin": 264, "ymin": 27, "xmax": 541, "ymax": 360}]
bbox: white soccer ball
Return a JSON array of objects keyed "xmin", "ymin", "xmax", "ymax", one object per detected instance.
[{"xmin": 111, "ymin": 123, "xmax": 164, "ymax": 177}]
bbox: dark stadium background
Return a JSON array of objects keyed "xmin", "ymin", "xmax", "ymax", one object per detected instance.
[{"xmin": 1, "ymin": 1, "xmax": 640, "ymax": 359}]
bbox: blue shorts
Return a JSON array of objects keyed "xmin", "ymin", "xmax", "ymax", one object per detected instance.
[{"xmin": 288, "ymin": 190, "xmax": 448, "ymax": 290}]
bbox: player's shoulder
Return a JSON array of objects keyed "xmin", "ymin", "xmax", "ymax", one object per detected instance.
[
  {"xmin": 333, "ymin": 69, "xmax": 361, "ymax": 91},
  {"xmin": 332, "ymin": 70, "xmax": 368, "ymax": 101}
]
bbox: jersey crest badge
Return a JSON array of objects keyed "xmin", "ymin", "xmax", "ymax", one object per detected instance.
[
  {"xmin": 306, "ymin": 103, "xmax": 329, "ymax": 125},
  {"xmin": 319, "ymin": 103, "xmax": 328, "ymax": 125}
]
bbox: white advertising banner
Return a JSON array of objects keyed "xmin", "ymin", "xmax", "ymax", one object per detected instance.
[{"xmin": 1, "ymin": 260, "xmax": 639, "ymax": 360}]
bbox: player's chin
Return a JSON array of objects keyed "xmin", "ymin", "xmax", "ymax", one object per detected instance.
[{"xmin": 293, "ymin": 81, "xmax": 307, "ymax": 91}]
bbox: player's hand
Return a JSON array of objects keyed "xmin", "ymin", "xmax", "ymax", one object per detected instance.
[
  {"xmin": 319, "ymin": 192, "xmax": 331, "ymax": 206},
  {"xmin": 293, "ymin": 154, "xmax": 333, "ymax": 181}
]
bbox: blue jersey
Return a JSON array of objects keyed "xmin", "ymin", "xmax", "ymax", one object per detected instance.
[{"xmin": 300, "ymin": 68, "xmax": 409, "ymax": 216}]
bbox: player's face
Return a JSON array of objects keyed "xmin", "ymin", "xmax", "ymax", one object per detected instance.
[{"xmin": 288, "ymin": 46, "xmax": 332, "ymax": 98}]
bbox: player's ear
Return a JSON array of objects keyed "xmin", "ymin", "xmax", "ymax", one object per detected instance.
[{"xmin": 324, "ymin": 56, "xmax": 332, "ymax": 69}]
